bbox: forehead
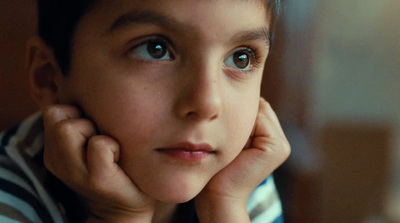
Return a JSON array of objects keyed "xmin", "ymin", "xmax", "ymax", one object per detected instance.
[
  {"xmin": 78, "ymin": 0, "xmax": 270, "ymax": 37},
  {"xmin": 91, "ymin": 0, "xmax": 268, "ymax": 15}
]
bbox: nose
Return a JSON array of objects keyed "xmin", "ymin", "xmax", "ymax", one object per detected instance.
[{"xmin": 174, "ymin": 63, "xmax": 222, "ymax": 121}]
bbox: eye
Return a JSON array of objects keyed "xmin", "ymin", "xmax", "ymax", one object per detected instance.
[
  {"xmin": 223, "ymin": 49, "xmax": 254, "ymax": 70},
  {"xmin": 128, "ymin": 37, "xmax": 173, "ymax": 60}
]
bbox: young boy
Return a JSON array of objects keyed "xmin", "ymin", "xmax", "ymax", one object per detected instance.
[{"xmin": 0, "ymin": 0, "xmax": 290, "ymax": 222}]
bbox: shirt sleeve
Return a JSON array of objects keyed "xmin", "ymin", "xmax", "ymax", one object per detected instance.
[{"xmin": 247, "ymin": 175, "xmax": 284, "ymax": 223}]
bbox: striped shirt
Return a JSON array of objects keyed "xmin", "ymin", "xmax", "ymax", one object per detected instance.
[{"xmin": 0, "ymin": 113, "xmax": 283, "ymax": 223}]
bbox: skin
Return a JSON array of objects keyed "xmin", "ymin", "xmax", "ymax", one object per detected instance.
[{"xmin": 27, "ymin": 0, "xmax": 290, "ymax": 222}]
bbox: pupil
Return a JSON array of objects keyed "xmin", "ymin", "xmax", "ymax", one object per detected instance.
[
  {"xmin": 233, "ymin": 52, "xmax": 250, "ymax": 69},
  {"xmin": 147, "ymin": 40, "xmax": 166, "ymax": 59}
]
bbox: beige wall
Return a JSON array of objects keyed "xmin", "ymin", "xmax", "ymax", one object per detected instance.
[
  {"xmin": 309, "ymin": 0, "xmax": 400, "ymax": 128},
  {"xmin": 308, "ymin": 0, "xmax": 400, "ymax": 222},
  {"xmin": 268, "ymin": 0, "xmax": 399, "ymax": 222}
]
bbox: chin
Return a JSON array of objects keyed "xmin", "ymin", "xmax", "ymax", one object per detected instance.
[
  {"xmin": 151, "ymin": 180, "xmax": 205, "ymax": 203},
  {"xmin": 156, "ymin": 192, "xmax": 197, "ymax": 204},
  {"xmin": 137, "ymin": 172, "xmax": 210, "ymax": 203}
]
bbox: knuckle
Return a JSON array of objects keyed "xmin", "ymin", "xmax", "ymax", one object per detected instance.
[
  {"xmin": 276, "ymin": 140, "xmax": 291, "ymax": 164},
  {"xmin": 43, "ymin": 106, "xmax": 60, "ymax": 126},
  {"xmin": 88, "ymin": 137, "xmax": 107, "ymax": 154},
  {"xmin": 260, "ymin": 98, "xmax": 271, "ymax": 108},
  {"xmin": 43, "ymin": 105, "xmax": 60, "ymax": 117},
  {"xmin": 89, "ymin": 135, "xmax": 118, "ymax": 150},
  {"xmin": 89, "ymin": 135, "xmax": 107, "ymax": 146},
  {"xmin": 282, "ymin": 141, "xmax": 291, "ymax": 158},
  {"xmin": 258, "ymin": 102, "xmax": 273, "ymax": 119},
  {"xmin": 54, "ymin": 120, "xmax": 76, "ymax": 138},
  {"xmin": 43, "ymin": 105, "xmax": 82, "ymax": 125},
  {"xmin": 261, "ymin": 137, "xmax": 291, "ymax": 161},
  {"xmin": 263, "ymin": 100, "xmax": 272, "ymax": 108}
]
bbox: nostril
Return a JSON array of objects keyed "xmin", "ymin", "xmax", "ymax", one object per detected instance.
[
  {"xmin": 184, "ymin": 110, "xmax": 219, "ymax": 121},
  {"xmin": 187, "ymin": 111, "xmax": 196, "ymax": 116},
  {"xmin": 186, "ymin": 111, "xmax": 197, "ymax": 118},
  {"xmin": 210, "ymin": 113, "xmax": 219, "ymax": 120}
]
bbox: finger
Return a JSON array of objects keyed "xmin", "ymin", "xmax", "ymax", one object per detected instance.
[
  {"xmin": 243, "ymin": 137, "xmax": 290, "ymax": 184},
  {"xmin": 53, "ymin": 118, "xmax": 97, "ymax": 148},
  {"xmin": 43, "ymin": 105, "xmax": 95, "ymax": 163},
  {"xmin": 43, "ymin": 105, "xmax": 82, "ymax": 130},
  {"xmin": 215, "ymin": 136, "xmax": 290, "ymax": 197},
  {"xmin": 256, "ymin": 98, "xmax": 286, "ymax": 138},
  {"xmin": 252, "ymin": 108, "xmax": 279, "ymax": 139},
  {"xmin": 87, "ymin": 135, "xmax": 120, "ymax": 178},
  {"xmin": 43, "ymin": 118, "xmax": 96, "ymax": 182},
  {"xmin": 86, "ymin": 136, "xmax": 144, "ymax": 204},
  {"xmin": 249, "ymin": 98, "xmax": 290, "ymax": 164}
]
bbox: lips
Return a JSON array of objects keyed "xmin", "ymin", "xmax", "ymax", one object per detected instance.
[{"xmin": 156, "ymin": 142, "xmax": 215, "ymax": 162}]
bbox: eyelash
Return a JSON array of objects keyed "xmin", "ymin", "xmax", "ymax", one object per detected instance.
[
  {"xmin": 248, "ymin": 47, "xmax": 262, "ymax": 68},
  {"xmin": 125, "ymin": 36, "xmax": 265, "ymax": 72},
  {"xmin": 126, "ymin": 36, "xmax": 174, "ymax": 61},
  {"xmin": 225, "ymin": 46, "xmax": 263, "ymax": 73}
]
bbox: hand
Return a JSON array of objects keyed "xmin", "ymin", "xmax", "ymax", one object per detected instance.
[
  {"xmin": 43, "ymin": 105, "xmax": 154, "ymax": 223},
  {"xmin": 195, "ymin": 97, "xmax": 290, "ymax": 222}
]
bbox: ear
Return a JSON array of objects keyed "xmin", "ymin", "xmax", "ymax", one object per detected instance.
[{"xmin": 26, "ymin": 36, "xmax": 64, "ymax": 109}]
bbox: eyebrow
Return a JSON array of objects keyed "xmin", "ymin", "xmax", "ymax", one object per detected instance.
[
  {"xmin": 231, "ymin": 28, "xmax": 271, "ymax": 47},
  {"xmin": 108, "ymin": 9, "xmax": 270, "ymax": 46},
  {"xmin": 108, "ymin": 10, "xmax": 187, "ymax": 33}
]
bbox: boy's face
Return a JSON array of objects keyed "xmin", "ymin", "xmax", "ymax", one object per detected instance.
[{"xmin": 57, "ymin": 0, "xmax": 270, "ymax": 202}]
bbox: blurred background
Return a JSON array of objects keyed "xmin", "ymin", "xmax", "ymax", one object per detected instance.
[
  {"xmin": 262, "ymin": 0, "xmax": 399, "ymax": 222},
  {"xmin": 1, "ymin": 0, "xmax": 399, "ymax": 222}
]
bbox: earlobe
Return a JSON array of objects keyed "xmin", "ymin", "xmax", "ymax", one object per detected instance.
[{"xmin": 26, "ymin": 36, "xmax": 63, "ymax": 109}]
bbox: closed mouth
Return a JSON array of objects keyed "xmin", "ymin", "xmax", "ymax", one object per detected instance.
[
  {"xmin": 155, "ymin": 142, "xmax": 216, "ymax": 161},
  {"xmin": 156, "ymin": 142, "xmax": 215, "ymax": 152}
]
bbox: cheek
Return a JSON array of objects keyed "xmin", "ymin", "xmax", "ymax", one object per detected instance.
[
  {"xmin": 222, "ymin": 96, "xmax": 259, "ymax": 159},
  {"xmin": 71, "ymin": 77, "xmax": 165, "ymax": 144},
  {"xmin": 87, "ymin": 93, "xmax": 163, "ymax": 141}
]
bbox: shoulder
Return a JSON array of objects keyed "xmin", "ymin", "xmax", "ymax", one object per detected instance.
[
  {"xmin": 247, "ymin": 175, "xmax": 284, "ymax": 223},
  {"xmin": 0, "ymin": 151, "xmax": 53, "ymax": 223},
  {"xmin": 0, "ymin": 114, "xmax": 63, "ymax": 223}
]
